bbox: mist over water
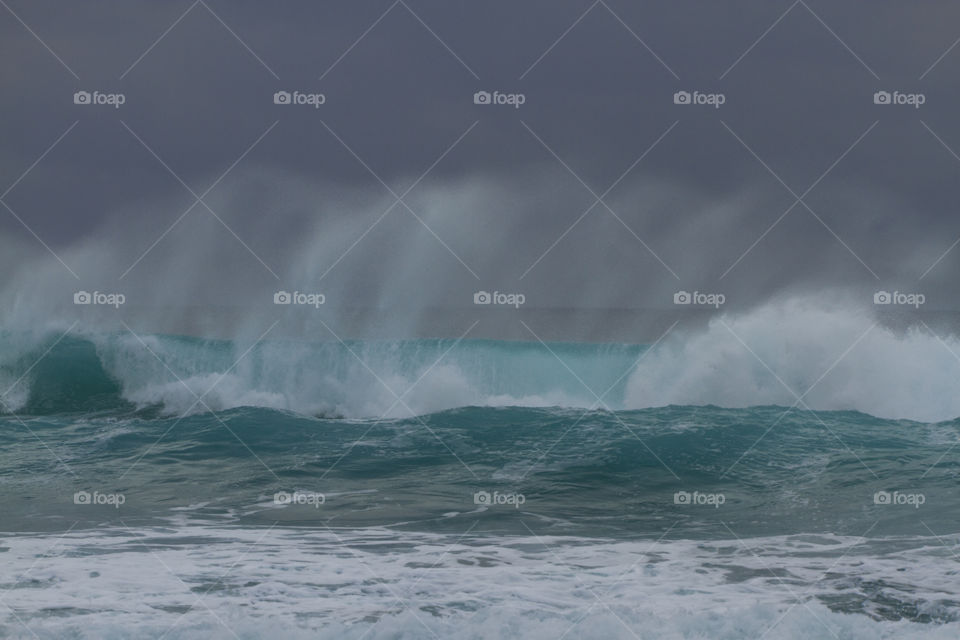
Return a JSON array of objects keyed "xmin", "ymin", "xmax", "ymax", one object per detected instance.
[
  {"xmin": 2, "ymin": 295, "xmax": 957, "ymax": 423},
  {"xmin": 5, "ymin": 2, "xmax": 960, "ymax": 637}
]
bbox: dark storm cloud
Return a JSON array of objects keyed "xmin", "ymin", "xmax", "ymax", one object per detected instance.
[{"xmin": 3, "ymin": 0, "xmax": 960, "ymax": 338}]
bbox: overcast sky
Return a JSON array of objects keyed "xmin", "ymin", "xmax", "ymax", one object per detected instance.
[{"xmin": 2, "ymin": 1, "xmax": 960, "ymax": 338}]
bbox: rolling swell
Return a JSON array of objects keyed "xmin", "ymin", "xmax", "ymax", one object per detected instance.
[
  {"xmin": 0, "ymin": 327, "xmax": 957, "ymax": 538},
  {"xmin": 5, "ymin": 299, "xmax": 960, "ymax": 422},
  {"xmin": 0, "ymin": 332, "xmax": 646, "ymax": 418},
  {"xmin": 0, "ymin": 399, "xmax": 956, "ymax": 537}
]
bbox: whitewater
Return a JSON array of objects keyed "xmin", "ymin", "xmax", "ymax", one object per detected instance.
[
  {"xmin": 3, "ymin": 297, "xmax": 960, "ymax": 422},
  {"xmin": 1, "ymin": 298, "xmax": 959, "ymax": 638}
]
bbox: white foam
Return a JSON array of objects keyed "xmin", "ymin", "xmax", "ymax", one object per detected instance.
[
  {"xmin": 626, "ymin": 296, "xmax": 960, "ymax": 422},
  {"xmin": 2, "ymin": 525, "xmax": 958, "ymax": 639},
  {"xmin": 6, "ymin": 295, "xmax": 960, "ymax": 422}
]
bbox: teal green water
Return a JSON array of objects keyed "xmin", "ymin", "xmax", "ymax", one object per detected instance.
[
  {"xmin": 1, "ymin": 335, "xmax": 956, "ymax": 538},
  {"xmin": 1, "ymin": 333, "xmax": 959, "ymax": 637}
]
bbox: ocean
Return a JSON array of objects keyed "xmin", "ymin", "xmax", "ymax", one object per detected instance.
[{"xmin": 1, "ymin": 328, "xmax": 958, "ymax": 639}]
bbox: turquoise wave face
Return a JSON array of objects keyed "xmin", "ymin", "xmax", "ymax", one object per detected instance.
[
  {"xmin": 0, "ymin": 333, "xmax": 648, "ymax": 418},
  {"xmin": 6, "ymin": 326, "xmax": 960, "ymax": 422},
  {"xmin": 2, "ymin": 402, "xmax": 956, "ymax": 538},
  {"xmin": 0, "ymin": 331, "xmax": 956, "ymax": 538},
  {"xmin": 2, "ymin": 331, "xmax": 959, "ymax": 636}
]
